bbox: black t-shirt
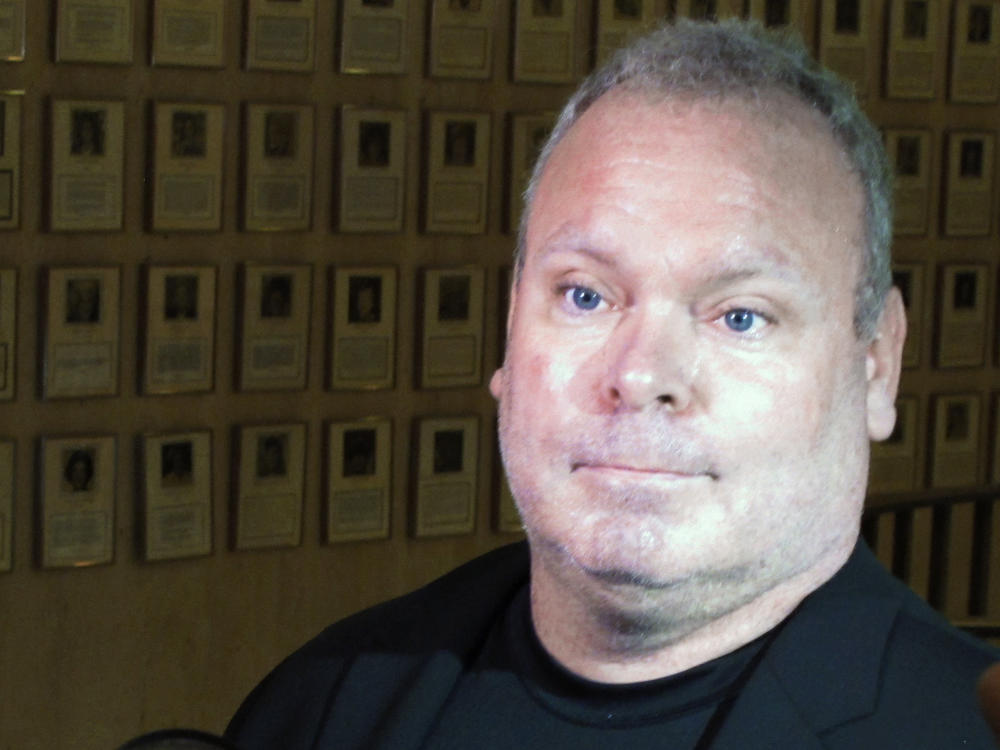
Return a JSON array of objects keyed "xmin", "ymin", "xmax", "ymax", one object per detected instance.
[{"xmin": 422, "ymin": 584, "xmax": 769, "ymax": 749}]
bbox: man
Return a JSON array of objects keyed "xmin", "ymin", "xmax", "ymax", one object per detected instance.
[{"xmin": 227, "ymin": 20, "xmax": 998, "ymax": 748}]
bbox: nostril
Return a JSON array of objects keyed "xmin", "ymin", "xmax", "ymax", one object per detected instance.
[{"xmin": 656, "ymin": 394, "xmax": 673, "ymax": 404}]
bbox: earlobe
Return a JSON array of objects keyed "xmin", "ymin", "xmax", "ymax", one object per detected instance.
[{"xmin": 866, "ymin": 288, "xmax": 907, "ymax": 441}]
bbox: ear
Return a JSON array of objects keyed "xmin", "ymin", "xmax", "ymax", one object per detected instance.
[
  {"xmin": 866, "ymin": 287, "xmax": 907, "ymax": 441},
  {"xmin": 490, "ymin": 279, "xmax": 518, "ymax": 401}
]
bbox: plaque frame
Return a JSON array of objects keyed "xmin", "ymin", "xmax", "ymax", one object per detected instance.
[
  {"xmin": 0, "ymin": 438, "xmax": 13, "ymax": 572},
  {"xmin": 325, "ymin": 417, "xmax": 392, "ymax": 543},
  {"xmin": 140, "ymin": 430, "xmax": 213, "ymax": 561},
  {"xmin": 0, "ymin": 267, "xmax": 15, "ymax": 400},
  {"xmin": 930, "ymin": 392, "xmax": 982, "ymax": 487},
  {"xmin": 329, "ymin": 265, "xmax": 397, "ymax": 390},
  {"xmin": 892, "ymin": 261, "xmax": 924, "ymax": 368},
  {"xmin": 150, "ymin": 101, "xmax": 225, "ymax": 232},
  {"xmin": 237, "ymin": 263, "xmax": 313, "ymax": 391},
  {"xmin": 943, "ymin": 130, "xmax": 994, "ymax": 237},
  {"xmin": 233, "ymin": 422, "xmax": 307, "ymax": 550},
  {"xmin": 43, "ymin": 266, "xmax": 121, "ymax": 399},
  {"xmin": 340, "ymin": 0, "xmax": 408, "ymax": 75},
  {"xmin": 513, "ymin": 0, "xmax": 577, "ymax": 84},
  {"xmin": 429, "ymin": 0, "xmax": 496, "ymax": 79},
  {"xmin": 936, "ymin": 263, "xmax": 988, "ymax": 368},
  {"xmin": 55, "ymin": 0, "xmax": 133, "ymax": 64},
  {"xmin": 885, "ymin": 0, "xmax": 939, "ymax": 99},
  {"xmin": 49, "ymin": 99, "xmax": 125, "ymax": 232},
  {"xmin": 246, "ymin": 0, "xmax": 316, "ymax": 72},
  {"xmin": 419, "ymin": 266, "xmax": 485, "ymax": 388},
  {"xmin": 507, "ymin": 111, "xmax": 555, "ymax": 234},
  {"xmin": 949, "ymin": 0, "xmax": 1000, "ymax": 103},
  {"xmin": 0, "ymin": 0, "xmax": 25, "ymax": 61},
  {"xmin": 869, "ymin": 394, "xmax": 920, "ymax": 493},
  {"xmin": 243, "ymin": 103, "xmax": 314, "ymax": 231},
  {"xmin": 818, "ymin": 0, "xmax": 873, "ymax": 97},
  {"xmin": 886, "ymin": 128, "xmax": 931, "ymax": 236},
  {"xmin": 424, "ymin": 111, "xmax": 490, "ymax": 234},
  {"xmin": 38, "ymin": 434, "xmax": 116, "ymax": 569},
  {"xmin": 595, "ymin": 0, "xmax": 657, "ymax": 67},
  {"xmin": 412, "ymin": 415, "xmax": 479, "ymax": 537},
  {"xmin": 338, "ymin": 107, "xmax": 406, "ymax": 233},
  {"xmin": 151, "ymin": 0, "xmax": 226, "ymax": 68},
  {"xmin": 142, "ymin": 264, "xmax": 217, "ymax": 395},
  {"xmin": 0, "ymin": 91, "xmax": 22, "ymax": 229}
]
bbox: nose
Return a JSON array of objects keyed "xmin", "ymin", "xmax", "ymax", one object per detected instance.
[{"xmin": 604, "ymin": 309, "xmax": 694, "ymax": 413}]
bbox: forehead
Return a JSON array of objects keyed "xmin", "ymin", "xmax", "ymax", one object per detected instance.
[{"xmin": 524, "ymin": 90, "xmax": 864, "ymax": 279}]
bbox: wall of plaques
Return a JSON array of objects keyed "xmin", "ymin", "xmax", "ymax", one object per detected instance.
[{"xmin": 0, "ymin": 1, "xmax": 999, "ymax": 747}]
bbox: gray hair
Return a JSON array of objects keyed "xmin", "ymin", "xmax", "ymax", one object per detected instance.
[{"xmin": 517, "ymin": 19, "xmax": 893, "ymax": 340}]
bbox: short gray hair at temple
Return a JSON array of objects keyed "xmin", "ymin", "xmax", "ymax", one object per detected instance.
[{"xmin": 516, "ymin": 19, "xmax": 893, "ymax": 340}]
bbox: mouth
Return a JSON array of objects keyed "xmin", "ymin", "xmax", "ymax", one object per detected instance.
[{"xmin": 571, "ymin": 463, "xmax": 718, "ymax": 481}]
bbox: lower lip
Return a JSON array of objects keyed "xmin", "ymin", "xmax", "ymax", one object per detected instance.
[{"xmin": 573, "ymin": 465, "xmax": 703, "ymax": 482}]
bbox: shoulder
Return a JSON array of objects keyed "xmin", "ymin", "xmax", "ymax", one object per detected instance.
[{"xmin": 225, "ymin": 541, "xmax": 530, "ymax": 748}]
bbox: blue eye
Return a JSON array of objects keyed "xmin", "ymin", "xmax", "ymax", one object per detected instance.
[
  {"xmin": 570, "ymin": 286, "xmax": 602, "ymax": 310},
  {"xmin": 724, "ymin": 309, "xmax": 756, "ymax": 332}
]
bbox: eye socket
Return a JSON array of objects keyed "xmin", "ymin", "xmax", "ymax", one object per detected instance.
[
  {"xmin": 723, "ymin": 308, "xmax": 758, "ymax": 333},
  {"xmin": 567, "ymin": 286, "xmax": 603, "ymax": 311}
]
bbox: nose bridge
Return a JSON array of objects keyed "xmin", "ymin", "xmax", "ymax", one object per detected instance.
[{"xmin": 607, "ymin": 302, "xmax": 694, "ymax": 411}]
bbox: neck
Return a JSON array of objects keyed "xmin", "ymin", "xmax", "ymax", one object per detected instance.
[{"xmin": 528, "ymin": 540, "xmax": 854, "ymax": 684}]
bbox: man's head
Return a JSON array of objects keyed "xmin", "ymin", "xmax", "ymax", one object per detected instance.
[
  {"xmin": 517, "ymin": 19, "xmax": 893, "ymax": 340},
  {"xmin": 491, "ymin": 20, "xmax": 906, "ymax": 658}
]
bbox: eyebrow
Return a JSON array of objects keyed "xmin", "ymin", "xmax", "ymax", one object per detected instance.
[{"xmin": 533, "ymin": 226, "xmax": 812, "ymax": 289}]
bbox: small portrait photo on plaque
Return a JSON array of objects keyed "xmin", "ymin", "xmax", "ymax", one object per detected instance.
[
  {"xmin": 451, "ymin": 0, "xmax": 483, "ymax": 10},
  {"xmin": 264, "ymin": 111, "xmax": 297, "ymax": 158},
  {"xmin": 931, "ymin": 393, "xmax": 981, "ymax": 487},
  {"xmin": 143, "ymin": 265, "xmax": 216, "ymax": 394},
  {"xmin": 50, "ymin": 99, "xmax": 124, "ymax": 231},
  {"xmin": 44, "ymin": 266, "xmax": 120, "ymax": 399},
  {"xmin": 164, "ymin": 274, "xmax": 198, "ymax": 320},
  {"xmin": 260, "ymin": 273, "xmax": 293, "ymax": 318},
  {"xmin": 141, "ymin": 430, "xmax": 212, "ymax": 561},
  {"xmin": 348, "ymin": 275, "xmax": 382, "ymax": 324},
  {"xmin": 444, "ymin": 120, "xmax": 476, "ymax": 167},
  {"xmin": 238, "ymin": 263, "xmax": 312, "ymax": 391},
  {"xmin": 359, "ymin": 121, "xmax": 391, "ymax": 167},
  {"xmin": 413, "ymin": 415, "xmax": 479, "ymax": 537},
  {"xmin": 420, "ymin": 266, "xmax": 485, "ymax": 388},
  {"xmin": 834, "ymin": 0, "xmax": 860, "ymax": 33},
  {"xmin": 896, "ymin": 134, "xmax": 921, "ymax": 175},
  {"xmin": 614, "ymin": 0, "xmax": 642, "ymax": 20},
  {"xmin": 171, "ymin": 111, "xmax": 207, "ymax": 157},
  {"xmin": 960, "ymin": 137, "xmax": 984, "ymax": 177},
  {"xmin": 892, "ymin": 263, "xmax": 923, "ymax": 367},
  {"xmin": 0, "ymin": 268, "xmax": 16, "ymax": 400},
  {"xmin": 325, "ymin": 418, "xmax": 391, "ymax": 543},
  {"xmin": 339, "ymin": 108, "xmax": 405, "ymax": 232},
  {"xmin": 70, "ymin": 108, "xmax": 105, "ymax": 156},
  {"xmin": 425, "ymin": 111, "xmax": 490, "ymax": 233},
  {"xmin": 903, "ymin": 0, "xmax": 928, "ymax": 38},
  {"xmin": 234, "ymin": 422, "xmax": 306, "ymax": 550},
  {"xmin": 244, "ymin": 103, "xmax": 313, "ymax": 231},
  {"xmin": 39, "ymin": 434, "xmax": 116, "ymax": 568},
  {"xmin": 936, "ymin": 264, "xmax": 987, "ymax": 368},
  {"xmin": 968, "ymin": 3, "xmax": 993, "ymax": 43},
  {"xmin": 533, "ymin": 0, "xmax": 563, "ymax": 17},
  {"xmin": 65, "ymin": 277, "xmax": 101, "ymax": 324},
  {"xmin": 330, "ymin": 266, "xmax": 397, "ymax": 390}
]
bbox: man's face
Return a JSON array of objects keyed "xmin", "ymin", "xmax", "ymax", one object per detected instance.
[{"xmin": 491, "ymin": 91, "xmax": 897, "ymax": 626}]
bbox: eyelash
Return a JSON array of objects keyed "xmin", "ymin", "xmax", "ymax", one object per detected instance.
[{"xmin": 555, "ymin": 283, "xmax": 774, "ymax": 336}]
